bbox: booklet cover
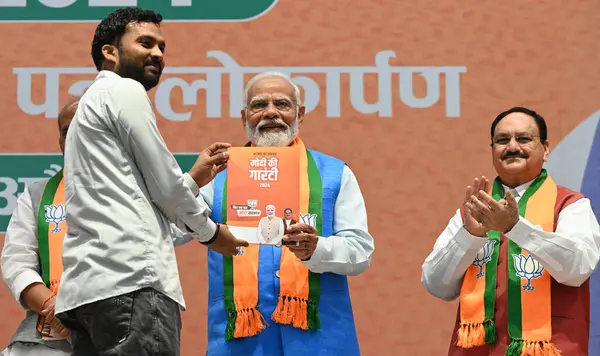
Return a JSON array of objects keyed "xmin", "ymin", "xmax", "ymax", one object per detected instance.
[{"xmin": 226, "ymin": 146, "xmax": 300, "ymax": 245}]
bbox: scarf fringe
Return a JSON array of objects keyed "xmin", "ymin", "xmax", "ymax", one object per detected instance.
[
  {"xmin": 483, "ymin": 319, "xmax": 497, "ymax": 344},
  {"xmin": 507, "ymin": 339, "xmax": 562, "ymax": 356},
  {"xmin": 307, "ymin": 299, "xmax": 321, "ymax": 331},
  {"xmin": 457, "ymin": 319, "xmax": 496, "ymax": 348},
  {"xmin": 225, "ymin": 307, "xmax": 266, "ymax": 341},
  {"xmin": 272, "ymin": 296, "xmax": 320, "ymax": 331}
]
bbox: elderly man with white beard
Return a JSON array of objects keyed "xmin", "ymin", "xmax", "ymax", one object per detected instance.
[{"xmin": 195, "ymin": 71, "xmax": 375, "ymax": 356}]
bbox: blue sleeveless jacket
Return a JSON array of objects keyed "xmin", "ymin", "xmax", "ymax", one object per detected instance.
[{"xmin": 206, "ymin": 150, "xmax": 360, "ymax": 356}]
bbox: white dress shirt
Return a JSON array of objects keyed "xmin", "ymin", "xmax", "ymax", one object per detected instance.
[
  {"xmin": 421, "ymin": 179, "xmax": 600, "ymax": 301},
  {"xmin": 198, "ymin": 164, "xmax": 375, "ymax": 276},
  {"xmin": 56, "ymin": 70, "xmax": 217, "ymax": 314},
  {"xmin": 1, "ymin": 180, "xmax": 194, "ymax": 308},
  {"xmin": 1, "ymin": 183, "xmax": 46, "ymax": 306}
]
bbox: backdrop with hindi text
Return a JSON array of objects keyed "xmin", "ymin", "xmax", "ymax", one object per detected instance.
[{"xmin": 1, "ymin": 1, "xmax": 600, "ymax": 354}]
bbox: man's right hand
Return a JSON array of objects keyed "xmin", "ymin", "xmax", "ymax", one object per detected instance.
[
  {"xmin": 188, "ymin": 142, "xmax": 231, "ymax": 188},
  {"xmin": 40, "ymin": 296, "xmax": 71, "ymax": 341},
  {"xmin": 206, "ymin": 224, "xmax": 249, "ymax": 256},
  {"xmin": 463, "ymin": 176, "xmax": 490, "ymax": 237}
]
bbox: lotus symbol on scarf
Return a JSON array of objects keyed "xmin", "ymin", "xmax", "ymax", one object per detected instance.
[
  {"xmin": 513, "ymin": 254, "xmax": 544, "ymax": 290},
  {"xmin": 44, "ymin": 204, "xmax": 65, "ymax": 233},
  {"xmin": 472, "ymin": 240, "xmax": 496, "ymax": 278},
  {"xmin": 299, "ymin": 213, "xmax": 318, "ymax": 228}
]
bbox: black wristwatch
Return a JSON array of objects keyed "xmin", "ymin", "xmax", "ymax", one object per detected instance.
[{"xmin": 200, "ymin": 223, "xmax": 220, "ymax": 245}]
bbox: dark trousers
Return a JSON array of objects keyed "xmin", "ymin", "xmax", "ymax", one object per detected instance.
[{"xmin": 57, "ymin": 287, "xmax": 181, "ymax": 356}]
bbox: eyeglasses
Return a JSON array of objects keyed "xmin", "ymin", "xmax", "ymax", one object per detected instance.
[
  {"xmin": 247, "ymin": 98, "xmax": 295, "ymax": 114},
  {"xmin": 491, "ymin": 134, "xmax": 539, "ymax": 146}
]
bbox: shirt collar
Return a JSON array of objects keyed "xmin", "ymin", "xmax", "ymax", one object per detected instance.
[
  {"xmin": 96, "ymin": 70, "xmax": 122, "ymax": 80},
  {"xmin": 502, "ymin": 179, "xmax": 534, "ymax": 198}
]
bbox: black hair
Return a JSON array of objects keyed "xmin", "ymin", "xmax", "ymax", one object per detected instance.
[
  {"xmin": 91, "ymin": 7, "xmax": 163, "ymax": 71},
  {"xmin": 490, "ymin": 106, "xmax": 547, "ymax": 143}
]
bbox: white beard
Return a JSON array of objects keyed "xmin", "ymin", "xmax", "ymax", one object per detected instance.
[{"xmin": 245, "ymin": 112, "xmax": 299, "ymax": 147}]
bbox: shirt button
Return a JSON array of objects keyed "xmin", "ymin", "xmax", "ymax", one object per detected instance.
[{"xmin": 275, "ymin": 270, "xmax": 280, "ymax": 278}]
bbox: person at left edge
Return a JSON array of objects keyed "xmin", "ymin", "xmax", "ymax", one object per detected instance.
[
  {"xmin": 54, "ymin": 7, "xmax": 248, "ymax": 356},
  {"xmin": 0, "ymin": 98, "xmax": 79, "ymax": 356}
]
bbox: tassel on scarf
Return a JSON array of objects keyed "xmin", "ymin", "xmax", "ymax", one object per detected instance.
[
  {"xmin": 457, "ymin": 322, "xmax": 486, "ymax": 348},
  {"xmin": 226, "ymin": 307, "xmax": 266, "ymax": 340},
  {"xmin": 507, "ymin": 340, "xmax": 562, "ymax": 356},
  {"xmin": 307, "ymin": 300, "xmax": 321, "ymax": 331},
  {"xmin": 232, "ymin": 307, "xmax": 266, "ymax": 339},
  {"xmin": 272, "ymin": 296, "xmax": 311, "ymax": 330}
]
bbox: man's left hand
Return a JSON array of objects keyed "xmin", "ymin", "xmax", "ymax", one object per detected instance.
[
  {"xmin": 188, "ymin": 142, "xmax": 231, "ymax": 188},
  {"xmin": 469, "ymin": 189, "xmax": 520, "ymax": 233},
  {"xmin": 283, "ymin": 223, "xmax": 319, "ymax": 261}
]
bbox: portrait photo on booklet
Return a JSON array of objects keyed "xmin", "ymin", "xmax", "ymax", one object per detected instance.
[{"xmin": 226, "ymin": 146, "xmax": 307, "ymax": 247}]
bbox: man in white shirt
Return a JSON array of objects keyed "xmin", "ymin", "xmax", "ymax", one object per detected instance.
[
  {"xmin": 257, "ymin": 204, "xmax": 284, "ymax": 245},
  {"xmin": 422, "ymin": 107, "xmax": 600, "ymax": 355},
  {"xmin": 54, "ymin": 7, "xmax": 247, "ymax": 356},
  {"xmin": 199, "ymin": 72, "xmax": 374, "ymax": 355},
  {"xmin": 1, "ymin": 98, "xmax": 79, "ymax": 356}
]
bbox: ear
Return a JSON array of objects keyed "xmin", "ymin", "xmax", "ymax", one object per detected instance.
[
  {"xmin": 542, "ymin": 140, "xmax": 550, "ymax": 162},
  {"xmin": 101, "ymin": 44, "xmax": 118, "ymax": 69},
  {"xmin": 297, "ymin": 106, "xmax": 306, "ymax": 128},
  {"xmin": 240, "ymin": 109, "xmax": 248, "ymax": 127}
]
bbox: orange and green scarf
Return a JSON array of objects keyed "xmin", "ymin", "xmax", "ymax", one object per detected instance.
[
  {"xmin": 458, "ymin": 169, "xmax": 561, "ymax": 356},
  {"xmin": 221, "ymin": 138, "xmax": 322, "ymax": 340},
  {"xmin": 37, "ymin": 169, "xmax": 66, "ymax": 295},
  {"xmin": 35, "ymin": 169, "xmax": 66, "ymax": 336}
]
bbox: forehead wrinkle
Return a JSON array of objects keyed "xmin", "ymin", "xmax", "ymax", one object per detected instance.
[
  {"xmin": 249, "ymin": 96, "xmax": 268, "ymax": 105},
  {"xmin": 494, "ymin": 130, "xmax": 534, "ymax": 137}
]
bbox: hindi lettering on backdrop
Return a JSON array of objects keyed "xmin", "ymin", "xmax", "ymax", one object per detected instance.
[{"xmin": 14, "ymin": 50, "xmax": 467, "ymax": 121}]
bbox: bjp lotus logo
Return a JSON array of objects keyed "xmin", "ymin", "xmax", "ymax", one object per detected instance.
[
  {"xmin": 247, "ymin": 200, "xmax": 258, "ymax": 209},
  {"xmin": 299, "ymin": 213, "xmax": 318, "ymax": 228},
  {"xmin": 513, "ymin": 254, "xmax": 544, "ymax": 291},
  {"xmin": 472, "ymin": 240, "xmax": 496, "ymax": 278},
  {"xmin": 44, "ymin": 204, "xmax": 65, "ymax": 233}
]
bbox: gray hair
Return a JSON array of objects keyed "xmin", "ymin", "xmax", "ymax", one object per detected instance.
[{"xmin": 243, "ymin": 71, "xmax": 302, "ymax": 108}]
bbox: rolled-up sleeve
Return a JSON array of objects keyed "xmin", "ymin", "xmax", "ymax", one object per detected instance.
[{"xmin": 1, "ymin": 187, "xmax": 44, "ymax": 307}]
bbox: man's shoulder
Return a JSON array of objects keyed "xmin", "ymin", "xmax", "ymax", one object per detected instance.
[
  {"xmin": 87, "ymin": 72, "xmax": 146, "ymax": 98},
  {"xmin": 307, "ymin": 149, "xmax": 345, "ymax": 164},
  {"xmin": 306, "ymin": 149, "xmax": 348, "ymax": 176},
  {"xmin": 107, "ymin": 77, "xmax": 146, "ymax": 97},
  {"xmin": 25, "ymin": 178, "xmax": 51, "ymax": 196},
  {"xmin": 555, "ymin": 184, "xmax": 586, "ymax": 207},
  {"xmin": 555, "ymin": 184, "xmax": 582, "ymax": 195}
]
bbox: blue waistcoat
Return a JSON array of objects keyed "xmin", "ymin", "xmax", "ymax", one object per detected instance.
[{"xmin": 206, "ymin": 150, "xmax": 360, "ymax": 356}]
